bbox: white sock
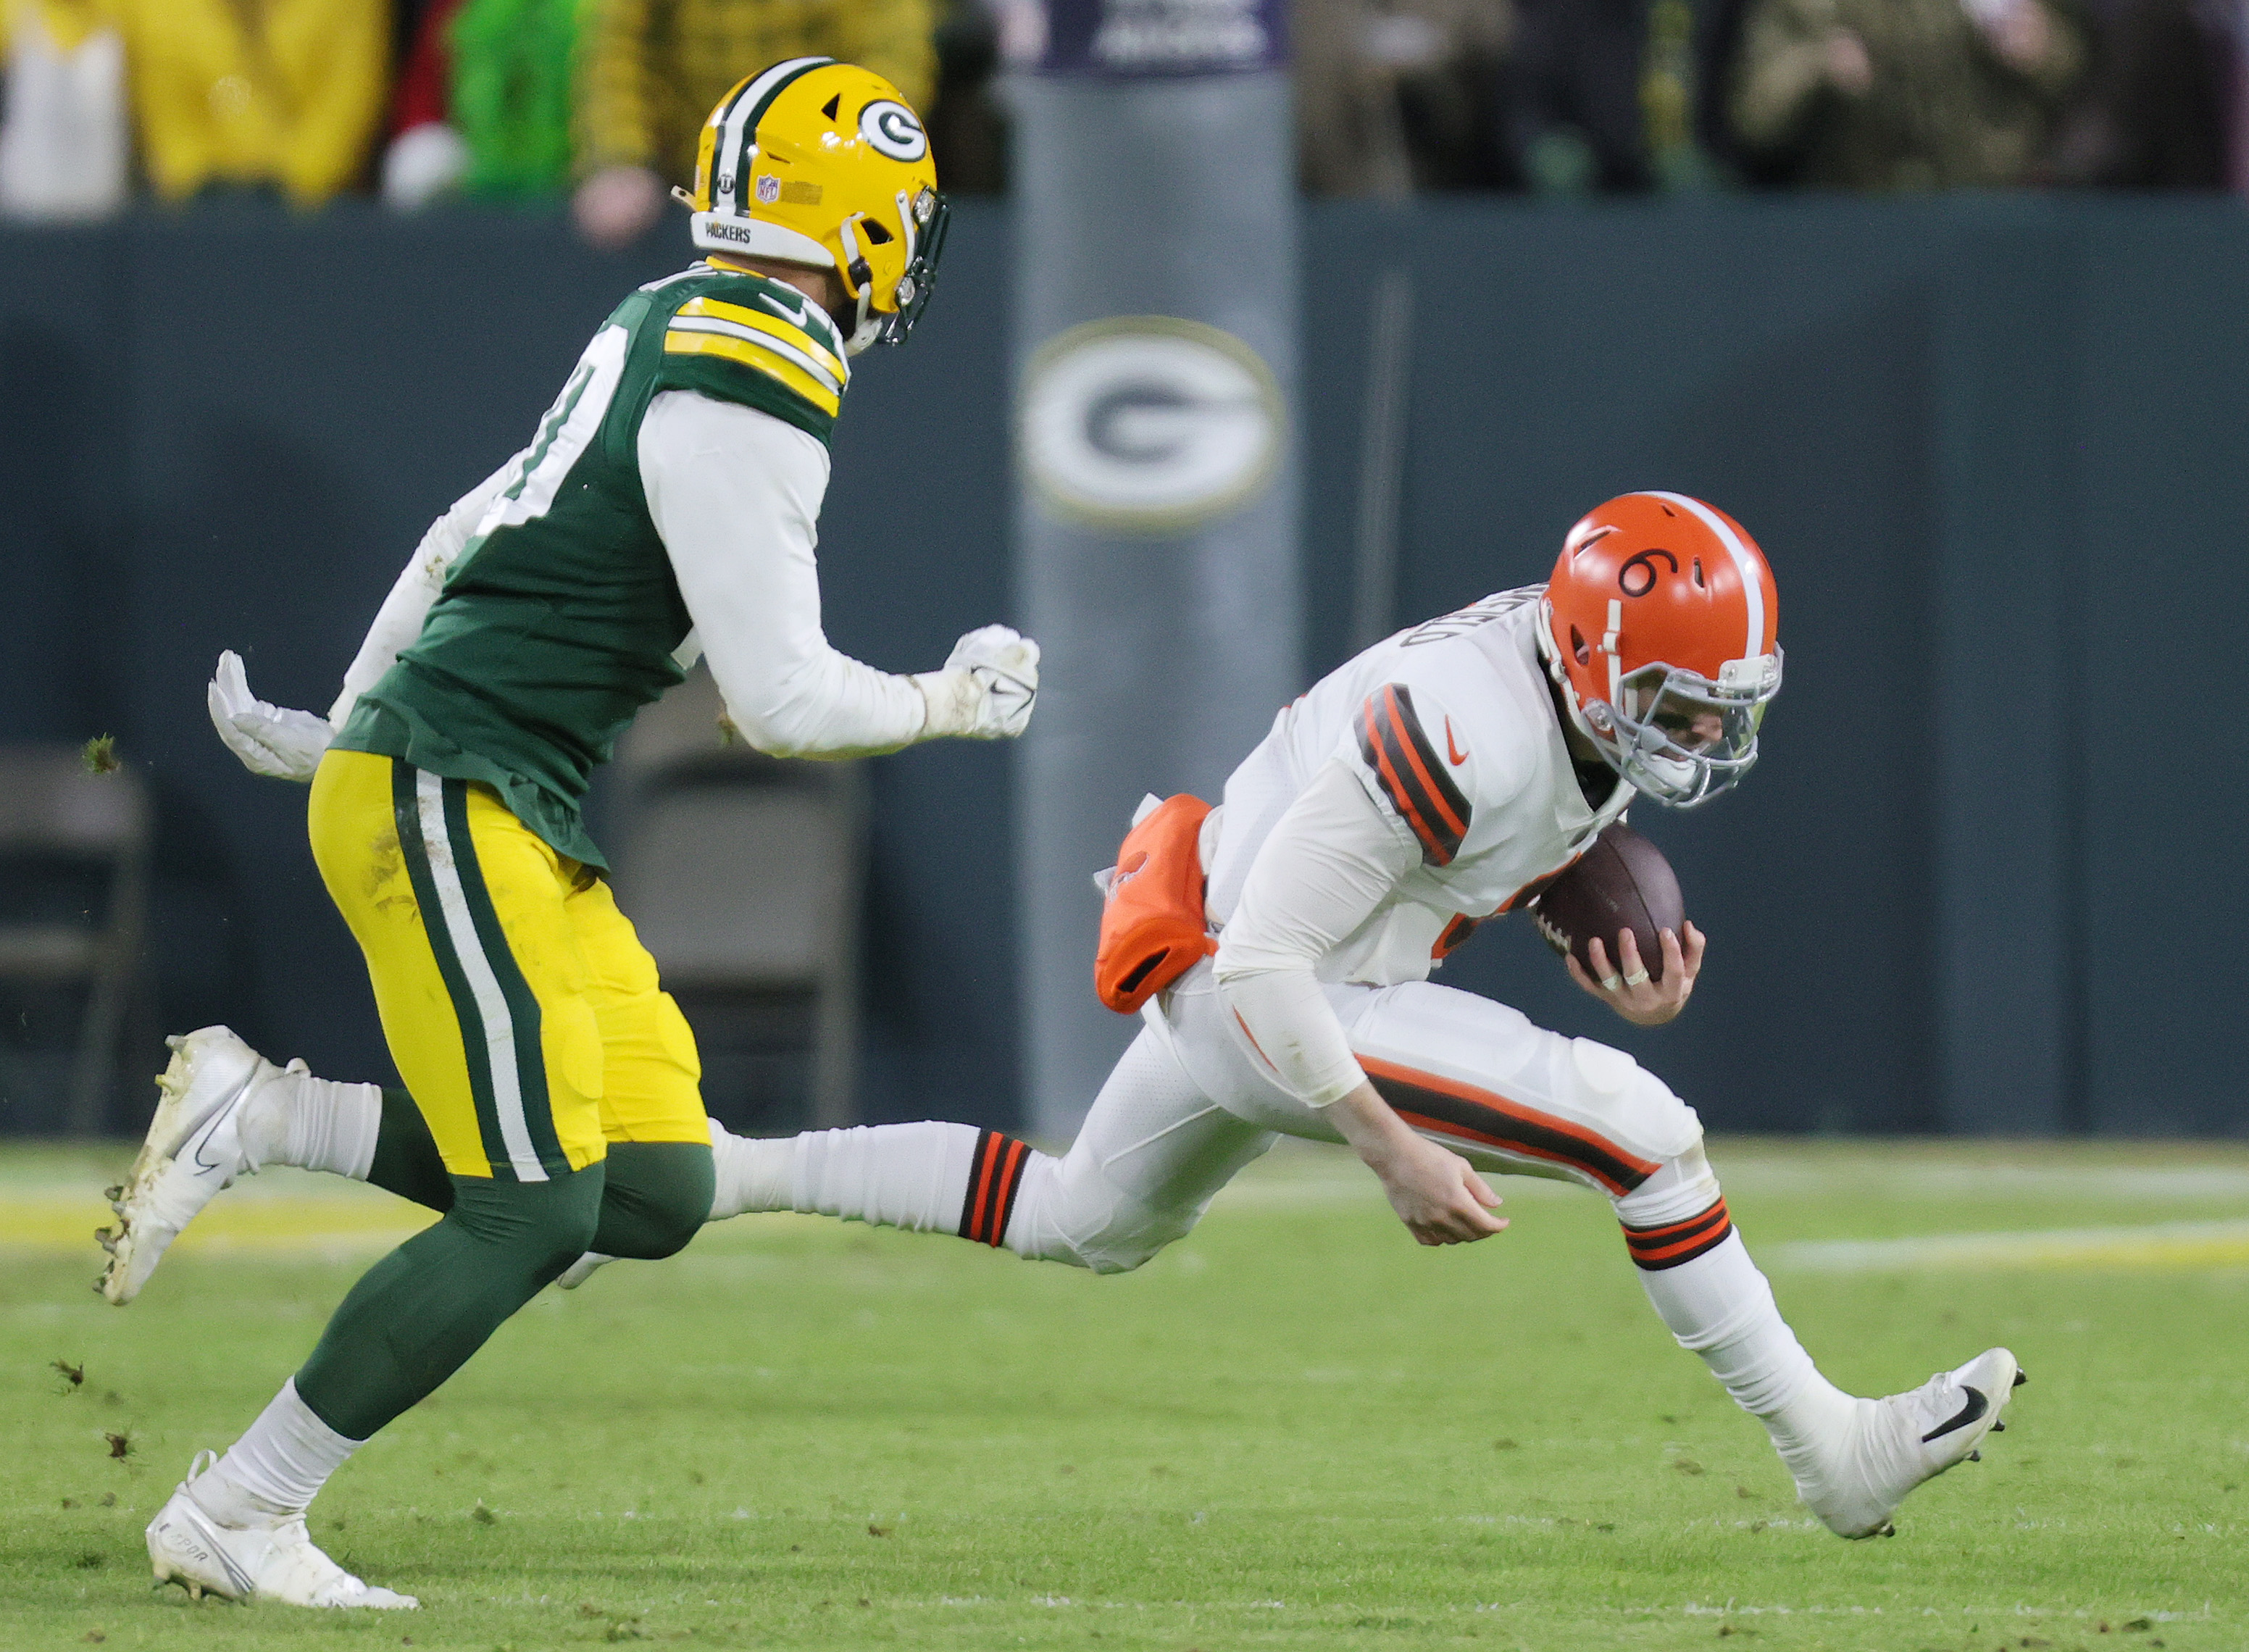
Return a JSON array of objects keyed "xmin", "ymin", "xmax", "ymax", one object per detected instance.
[
  {"xmin": 241, "ymin": 1065, "xmax": 381, "ymax": 1181},
  {"xmin": 708, "ymin": 1119, "xmax": 1038, "ymax": 1247},
  {"xmin": 1618, "ymin": 1157, "xmax": 1856, "ymax": 1482},
  {"xmin": 707, "ymin": 1121, "xmax": 796, "ymax": 1219},
  {"xmin": 792, "ymin": 1122, "xmax": 987, "ymax": 1232},
  {"xmin": 188, "ymin": 1378, "xmax": 363, "ymax": 1528}
]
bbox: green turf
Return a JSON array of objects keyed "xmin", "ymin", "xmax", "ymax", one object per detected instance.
[{"xmin": 6, "ymin": 1138, "xmax": 2247, "ymax": 1651}]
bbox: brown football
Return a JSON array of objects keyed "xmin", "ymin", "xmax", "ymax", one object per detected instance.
[{"xmin": 1530, "ymin": 822, "xmax": 1686, "ymax": 983}]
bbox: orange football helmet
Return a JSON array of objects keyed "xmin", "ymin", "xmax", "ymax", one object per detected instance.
[{"xmin": 1539, "ymin": 491, "xmax": 1782, "ymax": 808}]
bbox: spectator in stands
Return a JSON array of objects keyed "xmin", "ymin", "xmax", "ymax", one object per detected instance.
[
  {"xmin": 383, "ymin": 0, "xmax": 580, "ymax": 209},
  {"xmin": 1729, "ymin": 0, "xmax": 2085, "ymax": 189},
  {"xmin": 1295, "ymin": 0, "xmax": 1510, "ymax": 194},
  {"xmin": 572, "ymin": 0, "xmax": 935, "ymax": 248},
  {"xmin": 385, "ymin": 0, "xmax": 470, "ymax": 206},
  {"xmin": 924, "ymin": 0, "xmax": 1006, "ymax": 193},
  {"xmin": 1496, "ymin": 0, "xmax": 1654, "ymax": 190},
  {"xmin": 122, "ymin": 0, "xmax": 391, "ymax": 206},
  {"xmin": 0, "ymin": 0, "xmax": 129, "ymax": 220},
  {"xmin": 2051, "ymin": 0, "xmax": 2246, "ymax": 188}
]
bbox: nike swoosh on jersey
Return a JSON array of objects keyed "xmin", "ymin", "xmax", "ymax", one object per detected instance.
[
  {"xmin": 757, "ymin": 288, "xmax": 817, "ymax": 333},
  {"xmin": 1919, "ymin": 1388, "xmax": 1989, "ymax": 1443},
  {"xmin": 1445, "ymin": 717, "xmax": 1469, "ymax": 767}
]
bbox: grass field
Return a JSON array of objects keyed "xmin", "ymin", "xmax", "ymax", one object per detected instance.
[{"xmin": 5, "ymin": 1137, "xmax": 2247, "ymax": 1652}]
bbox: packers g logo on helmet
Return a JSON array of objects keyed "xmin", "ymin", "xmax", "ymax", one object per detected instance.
[
  {"xmin": 682, "ymin": 59, "xmax": 950, "ymax": 354},
  {"xmin": 858, "ymin": 101, "xmax": 927, "ymax": 162}
]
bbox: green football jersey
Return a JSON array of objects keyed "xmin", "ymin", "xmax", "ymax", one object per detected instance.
[{"xmin": 334, "ymin": 263, "xmax": 852, "ymax": 869}]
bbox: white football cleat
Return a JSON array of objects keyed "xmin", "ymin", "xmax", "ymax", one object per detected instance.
[
  {"xmin": 147, "ymin": 1456, "xmax": 417, "ymax": 1609},
  {"xmin": 555, "ymin": 1251, "xmax": 616, "ymax": 1289},
  {"xmin": 1798, "ymin": 1348, "xmax": 2023, "ymax": 1538},
  {"xmin": 99, "ymin": 1027, "xmax": 288, "ymax": 1305}
]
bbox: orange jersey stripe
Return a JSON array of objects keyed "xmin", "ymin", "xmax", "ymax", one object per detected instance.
[
  {"xmin": 1361, "ymin": 698, "xmax": 1446, "ymax": 860},
  {"xmin": 1380, "ymin": 686, "xmax": 1469, "ymax": 842}
]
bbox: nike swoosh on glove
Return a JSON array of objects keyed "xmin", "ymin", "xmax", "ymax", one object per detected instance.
[
  {"xmin": 914, "ymin": 625, "xmax": 1040, "ymax": 741},
  {"xmin": 206, "ymin": 651, "xmax": 334, "ymax": 783}
]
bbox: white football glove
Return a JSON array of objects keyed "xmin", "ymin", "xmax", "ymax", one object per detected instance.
[
  {"xmin": 914, "ymin": 624, "xmax": 1040, "ymax": 741},
  {"xmin": 206, "ymin": 650, "xmax": 334, "ymax": 783}
]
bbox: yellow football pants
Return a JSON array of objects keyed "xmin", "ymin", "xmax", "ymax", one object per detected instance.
[{"xmin": 308, "ymin": 749, "xmax": 709, "ymax": 1182}]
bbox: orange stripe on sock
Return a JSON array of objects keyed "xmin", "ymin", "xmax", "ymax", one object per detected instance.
[
  {"xmin": 1622, "ymin": 1198, "xmax": 1731, "ymax": 1246},
  {"xmin": 985, "ymin": 1138, "xmax": 1029, "ymax": 1246},
  {"xmin": 1620, "ymin": 1197, "xmax": 1733, "ymax": 1269}
]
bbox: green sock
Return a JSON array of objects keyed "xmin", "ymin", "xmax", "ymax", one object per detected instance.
[
  {"xmin": 295, "ymin": 1167, "xmax": 604, "ymax": 1440},
  {"xmin": 367, "ymin": 1087, "xmax": 455, "ymax": 1214},
  {"xmin": 592, "ymin": 1141, "xmax": 714, "ymax": 1260}
]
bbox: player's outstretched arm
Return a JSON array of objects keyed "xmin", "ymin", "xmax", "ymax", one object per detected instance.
[
  {"xmin": 206, "ymin": 651, "xmax": 333, "ymax": 783},
  {"xmin": 207, "ymin": 464, "xmax": 514, "ymax": 783},
  {"xmin": 643, "ymin": 390, "xmax": 1038, "ymax": 756}
]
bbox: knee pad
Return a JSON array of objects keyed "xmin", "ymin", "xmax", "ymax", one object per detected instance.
[
  {"xmin": 1550, "ymin": 1038, "xmax": 1711, "ymax": 1228},
  {"xmin": 1613, "ymin": 1141, "xmax": 1721, "ymax": 1228},
  {"xmin": 1566, "ymin": 1038, "xmax": 1702, "ymax": 1166}
]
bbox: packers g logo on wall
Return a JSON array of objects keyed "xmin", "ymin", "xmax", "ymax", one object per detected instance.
[
  {"xmin": 1020, "ymin": 317, "xmax": 1285, "ymax": 534},
  {"xmin": 859, "ymin": 100, "xmax": 928, "ymax": 162}
]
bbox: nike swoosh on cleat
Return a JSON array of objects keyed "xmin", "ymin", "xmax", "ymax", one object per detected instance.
[
  {"xmin": 186, "ymin": 1079, "xmax": 253, "ymax": 1176},
  {"xmin": 1919, "ymin": 1386, "xmax": 1988, "ymax": 1443},
  {"xmin": 188, "ymin": 1114, "xmax": 230, "ymax": 1177}
]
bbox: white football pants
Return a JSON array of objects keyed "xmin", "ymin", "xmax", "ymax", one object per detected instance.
[{"xmin": 756, "ymin": 958, "xmax": 1725, "ymax": 1272}]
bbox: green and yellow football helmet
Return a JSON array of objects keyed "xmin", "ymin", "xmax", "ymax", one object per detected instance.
[{"xmin": 680, "ymin": 59, "xmax": 948, "ymax": 355}]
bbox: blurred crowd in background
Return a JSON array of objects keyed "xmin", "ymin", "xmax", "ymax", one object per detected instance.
[{"xmin": 0, "ymin": 0, "xmax": 2240, "ymax": 229}]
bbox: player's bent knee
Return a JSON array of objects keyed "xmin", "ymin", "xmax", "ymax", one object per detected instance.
[
  {"xmin": 591, "ymin": 1141, "xmax": 715, "ymax": 1261},
  {"xmin": 1566, "ymin": 1037, "xmax": 1700, "ymax": 1164},
  {"xmin": 1005, "ymin": 1156, "xmax": 1198, "ymax": 1275},
  {"xmin": 446, "ymin": 1170, "xmax": 607, "ymax": 1276},
  {"xmin": 1556, "ymin": 1039, "xmax": 1717, "ymax": 1232}
]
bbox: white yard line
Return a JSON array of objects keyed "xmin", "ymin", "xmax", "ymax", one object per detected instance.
[{"xmin": 1772, "ymin": 1218, "xmax": 2249, "ymax": 1273}]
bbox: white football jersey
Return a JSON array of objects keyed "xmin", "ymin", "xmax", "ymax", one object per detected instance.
[{"xmin": 1205, "ymin": 586, "xmax": 1632, "ymax": 987}]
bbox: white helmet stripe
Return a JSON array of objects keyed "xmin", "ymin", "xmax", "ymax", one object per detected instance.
[
  {"xmin": 714, "ymin": 57, "xmax": 830, "ymax": 216},
  {"xmin": 1643, "ymin": 490, "xmax": 1765, "ymax": 662}
]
